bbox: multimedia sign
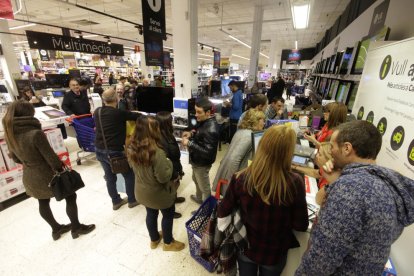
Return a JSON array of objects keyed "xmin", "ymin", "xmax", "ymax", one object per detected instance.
[
  {"xmin": 26, "ymin": 31, "xmax": 124, "ymax": 56},
  {"xmin": 287, "ymin": 49, "xmax": 301, "ymax": 64}
]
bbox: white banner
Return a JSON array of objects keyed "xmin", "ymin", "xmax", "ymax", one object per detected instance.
[{"xmin": 352, "ymin": 38, "xmax": 414, "ymax": 179}]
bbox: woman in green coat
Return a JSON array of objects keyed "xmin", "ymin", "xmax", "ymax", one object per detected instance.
[
  {"xmin": 3, "ymin": 100, "xmax": 95, "ymax": 240},
  {"xmin": 128, "ymin": 115, "xmax": 185, "ymax": 252}
]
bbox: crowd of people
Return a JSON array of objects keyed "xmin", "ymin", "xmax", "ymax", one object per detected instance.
[{"xmin": 4, "ymin": 75, "xmax": 414, "ymax": 275}]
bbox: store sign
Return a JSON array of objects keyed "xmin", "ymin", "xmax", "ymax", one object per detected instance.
[
  {"xmin": 26, "ymin": 31, "xmax": 124, "ymax": 56},
  {"xmin": 163, "ymin": 51, "xmax": 171, "ymax": 69},
  {"xmin": 0, "ymin": 0, "xmax": 14, "ymax": 20},
  {"xmin": 214, "ymin": 51, "xmax": 221, "ymax": 69},
  {"xmin": 287, "ymin": 49, "xmax": 301, "ymax": 65},
  {"xmin": 142, "ymin": 0, "xmax": 166, "ymax": 66},
  {"xmin": 38, "ymin": 49, "xmax": 50, "ymax": 61},
  {"xmin": 220, "ymin": 57, "xmax": 230, "ymax": 68},
  {"xmin": 352, "ymin": 37, "xmax": 414, "ymax": 179}
]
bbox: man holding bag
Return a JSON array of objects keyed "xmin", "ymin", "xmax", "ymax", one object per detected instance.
[{"xmin": 94, "ymin": 88, "xmax": 140, "ymax": 210}]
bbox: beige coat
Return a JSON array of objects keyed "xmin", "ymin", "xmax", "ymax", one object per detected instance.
[
  {"xmin": 129, "ymin": 147, "xmax": 175, "ymax": 210},
  {"xmin": 10, "ymin": 117, "xmax": 63, "ymax": 199}
]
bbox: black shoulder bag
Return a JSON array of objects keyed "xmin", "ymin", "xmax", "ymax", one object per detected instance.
[
  {"xmin": 49, "ymin": 166, "xmax": 85, "ymax": 201},
  {"xmin": 98, "ymin": 107, "xmax": 131, "ymax": 174}
]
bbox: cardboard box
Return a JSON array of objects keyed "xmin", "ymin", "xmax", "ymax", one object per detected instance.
[
  {"xmin": 0, "ymin": 166, "xmax": 24, "ymax": 188},
  {"xmin": 44, "ymin": 128, "xmax": 66, "ymax": 153},
  {"xmin": 0, "ymin": 140, "xmax": 18, "ymax": 171},
  {"xmin": 0, "ymin": 148, "xmax": 8, "ymax": 173},
  {"xmin": 57, "ymin": 151, "xmax": 71, "ymax": 169}
]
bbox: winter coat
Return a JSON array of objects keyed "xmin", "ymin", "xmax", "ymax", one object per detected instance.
[
  {"xmin": 188, "ymin": 117, "xmax": 219, "ymax": 166},
  {"xmin": 159, "ymin": 137, "xmax": 183, "ymax": 180},
  {"xmin": 212, "ymin": 129, "xmax": 252, "ymax": 195},
  {"xmin": 129, "ymin": 147, "xmax": 175, "ymax": 210},
  {"xmin": 8, "ymin": 116, "xmax": 63, "ymax": 199}
]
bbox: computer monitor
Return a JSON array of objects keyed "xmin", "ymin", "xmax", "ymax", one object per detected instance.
[
  {"xmin": 346, "ymin": 83, "xmax": 359, "ymax": 112},
  {"xmin": 336, "ymin": 82, "xmax": 352, "ymax": 103},
  {"xmin": 333, "ymin": 51, "xmax": 343, "ymax": 74},
  {"xmin": 45, "ymin": 74, "xmax": 70, "ymax": 88},
  {"xmin": 338, "ymin": 47, "xmax": 354, "ymax": 75},
  {"xmin": 32, "ymin": 80, "xmax": 48, "ymax": 90},
  {"xmin": 220, "ymin": 78, "xmax": 232, "ymax": 97},
  {"xmin": 328, "ymin": 80, "xmax": 340, "ymax": 99},
  {"xmin": 251, "ymin": 130, "xmax": 265, "ymax": 156},
  {"xmin": 136, "ymin": 87, "xmax": 174, "ymax": 113},
  {"xmin": 210, "ymin": 80, "xmax": 221, "ymax": 97},
  {"xmin": 52, "ymin": 90, "xmax": 65, "ymax": 98},
  {"xmin": 0, "ymin": 84, "xmax": 8, "ymax": 93}
]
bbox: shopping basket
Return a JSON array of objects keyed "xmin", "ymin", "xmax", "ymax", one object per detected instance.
[
  {"xmin": 66, "ymin": 114, "xmax": 96, "ymax": 165},
  {"xmin": 185, "ymin": 179, "xmax": 228, "ymax": 272}
]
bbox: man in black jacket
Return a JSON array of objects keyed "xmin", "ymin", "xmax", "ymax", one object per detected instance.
[
  {"xmin": 182, "ymin": 97, "xmax": 219, "ymax": 206},
  {"xmin": 62, "ymin": 78, "xmax": 91, "ymax": 116},
  {"xmin": 267, "ymin": 75, "xmax": 286, "ymax": 103}
]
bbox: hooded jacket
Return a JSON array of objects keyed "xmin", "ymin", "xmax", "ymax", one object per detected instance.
[
  {"xmin": 296, "ymin": 163, "xmax": 414, "ymax": 275},
  {"xmin": 8, "ymin": 117, "xmax": 63, "ymax": 199}
]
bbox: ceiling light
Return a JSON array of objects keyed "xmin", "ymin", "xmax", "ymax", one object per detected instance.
[
  {"xmin": 83, "ymin": 34, "xmax": 98, "ymax": 38},
  {"xmin": 9, "ymin": 23, "xmax": 36, "ymax": 30},
  {"xmin": 198, "ymin": 57, "xmax": 210, "ymax": 61},
  {"xmin": 199, "ymin": 53, "xmax": 214, "ymax": 57},
  {"xmin": 13, "ymin": 41, "xmax": 28, "ymax": 44},
  {"xmin": 124, "ymin": 46, "xmax": 135, "ymax": 50},
  {"xmin": 164, "ymin": 46, "xmax": 173, "ymax": 50},
  {"xmin": 201, "ymin": 44, "xmax": 204, "ymax": 50},
  {"xmin": 291, "ymin": 2, "xmax": 310, "ymax": 29},
  {"xmin": 295, "ymin": 40, "xmax": 298, "ymax": 50},
  {"xmin": 260, "ymin": 53, "xmax": 269, "ymax": 59},
  {"xmin": 228, "ymin": 35, "xmax": 251, "ymax": 49},
  {"xmin": 232, "ymin": 54, "xmax": 250, "ymax": 61}
]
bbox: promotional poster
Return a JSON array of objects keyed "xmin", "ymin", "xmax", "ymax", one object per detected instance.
[{"xmin": 352, "ymin": 38, "xmax": 414, "ymax": 179}]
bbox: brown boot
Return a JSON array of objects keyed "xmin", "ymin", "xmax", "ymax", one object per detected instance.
[
  {"xmin": 150, "ymin": 231, "xmax": 163, "ymax": 249},
  {"xmin": 163, "ymin": 239, "xmax": 185, "ymax": 252}
]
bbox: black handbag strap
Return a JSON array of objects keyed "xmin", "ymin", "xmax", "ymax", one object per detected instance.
[{"xmin": 98, "ymin": 107, "xmax": 109, "ymax": 153}]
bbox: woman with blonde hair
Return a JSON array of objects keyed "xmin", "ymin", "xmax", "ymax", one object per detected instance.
[
  {"xmin": 218, "ymin": 125, "xmax": 309, "ymax": 275},
  {"xmin": 305, "ymin": 102, "xmax": 347, "ymax": 148},
  {"xmin": 212, "ymin": 109, "xmax": 265, "ymax": 195},
  {"xmin": 128, "ymin": 115, "xmax": 185, "ymax": 252}
]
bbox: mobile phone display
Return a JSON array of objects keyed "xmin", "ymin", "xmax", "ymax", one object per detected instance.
[{"xmin": 292, "ymin": 155, "xmax": 307, "ymax": 165}]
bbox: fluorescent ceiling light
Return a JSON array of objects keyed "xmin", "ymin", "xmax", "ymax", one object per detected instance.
[
  {"xmin": 228, "ymin": 35, "xmax": 251, "ymax": 49},
  {"xmin": 83, "ymin": 34, "xmax": 98, "ymax": 38},
  {"xmin": 291, "ymin": 3, "xmax": 310, "ymax": 29},
  {"xmin": 13, "ymin": 41, "xmax": 28, "ymax": 44},
  {"xmin": 198, "ymin": 57, "xmax": 210, "ymax": 61},
  {"xmin": 202, "ymin": 45, "xmax": 213, "ymax": 50},
  {"xmin": 295, "ymin": 40, "xmax": 298, "ymax": 50},
  {"xmin": 9, "ymin": 23, "xmax": 36, "ymax": 30},
  {"xmin": 199, "ymin": 53, "xmax": 213, "ymax": 57},
  {"xmin": 232, "ymin": 54, "xmax": 250, "ymax": 61},
  {"xmin": 260, "ymin": 53, "xmax": 269, "ymax": 59},
  {"xmin": 164, "ymin": 46, "xmax": 173, "ymax": 50},
  {"xmin": 124, "ymin": 46, "xmax": 135, "ymax": 50}
]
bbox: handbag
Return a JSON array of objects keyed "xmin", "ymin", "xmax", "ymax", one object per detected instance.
[
  {"xmin": 98, "ymin": 108, "xmax": 131, "ymax": 174},
  {"xmin": 49, "ymin": 167, "xmax": 85, "ymax": 201}
]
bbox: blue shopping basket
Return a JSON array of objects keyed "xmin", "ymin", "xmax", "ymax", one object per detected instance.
[{"xmin": 68, "ymin": 114, "xmax": 96, "ymax": 165}]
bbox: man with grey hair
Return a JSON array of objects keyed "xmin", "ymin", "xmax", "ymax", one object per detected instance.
[
  {"xmin": 296, "ymin": 120, "xmax": 414, "ymax": 275},
  {"xmin": 94, "ymin": 88, "xmax": 141, "ymax": 210}
]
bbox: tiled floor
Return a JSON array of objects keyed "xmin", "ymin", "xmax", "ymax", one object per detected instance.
[{"xmin": 0, "ymin": 136, "xmax": 227, "ymax": 276}]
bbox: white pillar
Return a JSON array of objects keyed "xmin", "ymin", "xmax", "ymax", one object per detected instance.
[
  {"xmin": 247, "ymin": 5, "xmax": 264, "ymax": 88},
  {"xmin": 171, "ymin": 0, "xmax": 198, "ymax": 99},
  {"xmin": 267, "ymin": 37, "xmax": 277, "ymax": 73},
  {"xmin": 0, "ymin": 20, "xmax": 21, "ymax": 96}
]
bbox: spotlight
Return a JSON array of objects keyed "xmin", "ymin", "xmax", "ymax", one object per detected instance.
[
  {"xmin": 105, "ymin": 36, "xmax": 111, "ymax": 45},
  {"xmin": 201, "ymin": 44, "xmax": 204, "ymax": 50},
  {"xmin": 136, "ymin": 25, "xmax": 143, "ymax": 35},
  {"xmin": 74, "ymin": 30, "xmax": 83, "ymax": 39},
  {"xmin": 212, "ymin": 48, "xmax": 215, "ymax": 53}
]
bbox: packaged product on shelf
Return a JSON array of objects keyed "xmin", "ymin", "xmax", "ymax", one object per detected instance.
[
  {"xmin": 0, "ymin": 140, "xmax": 19, "ymax": 171},
  {"xmin": 44, "ymin": 128, "xmax": 66, "ymax": 153},
  {"xmin": 0, "ymin": 182, "xmax": 25, "ymax": 203},
  {"xmin": 57, "ymin": 151, "xmax": 71, "ymax": 169},
  {"xmin": 0, "ymin": 149, "xmax": 7, "ymax": 173},
  {"xmin": 0, "ymin": 166, "xmax": 24, "ymax": 188}
]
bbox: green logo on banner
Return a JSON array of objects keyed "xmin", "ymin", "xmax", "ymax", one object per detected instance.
[{"xmin": 379, "ymin": 55, "xmax": 392, "ymax": 80}]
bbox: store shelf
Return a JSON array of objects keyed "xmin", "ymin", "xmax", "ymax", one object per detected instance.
[{"xmin": 312, "ymin": 73, "xmax": 361, "ymax": 82}]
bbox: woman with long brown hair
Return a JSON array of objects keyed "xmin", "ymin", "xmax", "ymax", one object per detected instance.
[
  {"xmin": 217, "ymin": 125, "xmax": 308, "ymax": 275},
  {"xmin": 305, "ymin": 102, "xmax": 347, "ymax": 147},
  {"xmin": 155, "ymin": 111, "xmax": 185, "ymax": 219},
  {"xmin": 127, "ymin": 115, "xmax": 184, "ymax": 251},
  {"xmin": 3, "ymin": 100, "xmax": 94, "ymax": 240}
]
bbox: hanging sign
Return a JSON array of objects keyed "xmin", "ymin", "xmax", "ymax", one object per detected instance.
[
  {"xmin": 142, "ymin": 0, "xmax": 166, "ymax": 66},
  {"xmin": 286, "ymin": 49, "xmax": 301, "ymax": 65},
  {"xmin": 352, "ymin": 38, "xmax": 414, "ymax": 179},
  {"xmin": 38, "ymin": 49, "xmax": 50, "ymax": 61},
  {"xmin": 369, "ymin": 0, "xmax": 390, "ymax": 36},
  {"xmin": 26, "ymin": 31, "xmax": 124, "ymax": 56},
  {"xmin": 214, "ymin": 51, "xmax": 221, "ymax": 69},
  {"xmin": 0, "ymin": 0, "xmax": 14, "ymax": 20},
  {"xmin": 220, "ymin": 57, "xmax": 230, "ymax": 68}
]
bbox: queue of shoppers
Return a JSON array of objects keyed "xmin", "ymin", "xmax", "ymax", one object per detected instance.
[{"xmin": 7, "ymin": 79, "xmax": 414, "ymax": 275}]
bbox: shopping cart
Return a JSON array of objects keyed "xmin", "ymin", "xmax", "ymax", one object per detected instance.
[
  {"xmin": 185, "ymin": 179, "xmax": 228, "ymax": 272},
  {"xmin": 66, "ymin": 114, "xmax": 96, "ymax": 165}
]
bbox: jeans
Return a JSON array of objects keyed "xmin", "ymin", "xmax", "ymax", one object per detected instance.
[
  {"xmin": 95, "ymin": 148, "xmax": 136, "ymax": 204},
  {"xmin": 192, "ymin": 165, "xmax": 212, "ymax": 201},
  {"xmin": 145, "ymin": 205, "xmax": 175, "ymax": 244},
  {"xmin": 237, "ymin": 253, "xmax": 287, "ymax": 276}
]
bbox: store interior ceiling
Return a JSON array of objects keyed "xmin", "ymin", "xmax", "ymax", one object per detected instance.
[{"xmin": 6, "ymin": 0, "xmax": 350, "ymax": 65}]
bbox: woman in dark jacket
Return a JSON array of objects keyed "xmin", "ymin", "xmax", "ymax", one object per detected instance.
[
  {"xmin": 156, "ymin": 112, "xmax": 185, "ymax": 219},
  {"xmin": 3, "ymin": 100, "xmax": 95, "ymax": 240},
  {"xmin": 21, "ymin": 86, "xmax": 46, "ymax": 107}
]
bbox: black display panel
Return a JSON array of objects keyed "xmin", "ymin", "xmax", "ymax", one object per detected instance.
[
  {"xmin": 136, "ymin": 87, "xmax": 174, "ymax": 113},
  {"xmin": 45, "ymin": 74, "xmax": 70, "ymax": 88},
  {"xmin": 338, "ymin": 47, "xmax": 354, "ymax": 75}
]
